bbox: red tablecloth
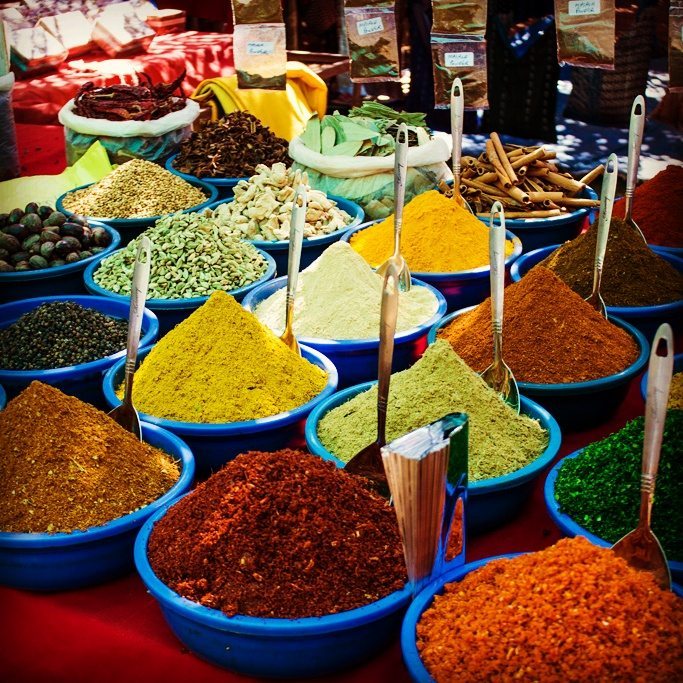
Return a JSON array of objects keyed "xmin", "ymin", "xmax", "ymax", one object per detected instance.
[
  {"xmin": 0, "ymin": 125, "xmax": 651, "ymax": 682},
  {"xmin": 12, "ymin": 31, "xmax": 234, "ymax": 125}
]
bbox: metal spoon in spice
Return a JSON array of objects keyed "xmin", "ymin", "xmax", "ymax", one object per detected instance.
[
  {"xmin": 450, "ymin": 77, "xmax": 474, "ymax": 215},
  {"xmin": 345, "ymin": 257, "xmax": 400, "ymax": 494},
  {"xmin": 623, "ymin": 95, "xmax": 647, "ymax": 244},
  {"xmin": 585, "ymin": 153, "xmax": 618, "ymax": 319},
  {"xmin": 279, "ymin": 186, "xmax": 306, "ymax": 356},
  {"xmin": 377, "ymin": 124, "xmax": 411, "ymax": 292},
  {"xmin": 480, "ymin": 201, "xmax": 520, "ymax": 413},
  {"xmin": 612, "ymin": 323, "xmax": 673, "ymax": 591},
  {"xmin": 107, "ymin": 236, "xmax": 151, "ymax": 439}
]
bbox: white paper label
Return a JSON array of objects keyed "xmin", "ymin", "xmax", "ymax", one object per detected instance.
[
  {"xmin": 356, "ymin": 17, "xmax": 384, "ymax": 36},
  {"xmin": 568, "ymin": 0, "xmax": 600, "ymax": 16},
  {"xmin": 445, "ymin": 52, "xmax": 474, "ymax": 67},
  {"xmin": 247, "ymin": 41, "xmax": 274, "ymax": 56}
]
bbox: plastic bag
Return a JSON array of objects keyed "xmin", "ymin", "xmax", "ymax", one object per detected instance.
[
  {"xmin": 0, "ymin": 73, "xmax": 20, "ymax": 181},
  {"xmin": 59, "ymin": 98, "xmax": 200, "ymax": 165},
  {"xmin": 289, "ymin": 133, "xmax": 452, "ymax": 220}
]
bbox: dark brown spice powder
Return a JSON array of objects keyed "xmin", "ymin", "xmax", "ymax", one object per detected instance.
[
  {"xmin": 147, "ymin": 449, "xmax": 407, "ymax": 619},
  {"xmin": 438, "ymin": 266, "xmax": 639, "ymax": 384}
]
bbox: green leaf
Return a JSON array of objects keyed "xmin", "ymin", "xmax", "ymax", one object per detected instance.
[
  {"xmin": 328, "ymin": 140, "xmax": 364, "ymax": 156},
  {"xmin": 300, "ymin": 115, "xmax": 321, "ymax": 153},
  {"xmin": 321, "ymin": 125, "xmax": 336, "ymax": 154}
]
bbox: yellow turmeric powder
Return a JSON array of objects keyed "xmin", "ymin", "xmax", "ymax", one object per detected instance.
[
  {"xmin": 120, "ymin": 291, "xmax": 327, "ymax": 423},
  {"xmin": 349, "ymin": 190, "xmax": 514, "ymax": 273}
]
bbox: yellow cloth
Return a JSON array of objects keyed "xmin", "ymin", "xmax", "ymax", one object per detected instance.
[{"xmin": 191, "ymin": 62, "xmax": 327, "ymax": 141}]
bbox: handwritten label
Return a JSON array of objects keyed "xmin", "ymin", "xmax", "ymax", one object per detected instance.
[
  {"xmin": 356, "ymin": 16, "xmax": 384, "ymax": 36},
  {"xmin": 445, "ymin": 52, "xmax": 474, "ymax": 68},
  {"xmin": 568, "ymin": 0, "xmax": 600, "ymax": 16},
  {"xmin": 247, "ymin": 41, "xmax": 274, "ymax": 56}
]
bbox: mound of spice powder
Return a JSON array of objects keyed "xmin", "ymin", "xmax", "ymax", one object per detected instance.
[
  {"xmin": 125, "ymin": 290, "xmax": 327, "ymax": 423},
  {"xmin": 0, "ymin": 382, "xmax": 180, "ymax": 533},
  {"xmin": 147, "ymin": 449, "xmax": 406, "ymax": 618},
  {"xmin": 439, "ymin": 266, "xmax": 639, "ymax": 384},
  {"xmin": 349, "ymin": 190, "xmax": 515, "ymax": 272},
  {"xmin": 416, "ymin": 537, "xmax": 683, "ymax": 682},
  {"xmin": 317, "ymin": 340, "xmax": 548, "ymax": 480},
  {"xmin": 670, "ymin": 372, "xmax": 683, "ymax": 410},
  {"xmin": 554, "ymin": 410, "xmax": 683, "ymax": 561},
  {"xmin": 612, "ymin": 164, "xmax": 683, "ymax": 248},
  {"xmin": 540, "ymin": 217, "xmax": 683, "ymax": 307}
]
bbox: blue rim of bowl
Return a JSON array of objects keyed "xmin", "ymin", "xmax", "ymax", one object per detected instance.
[
  {"xmin": 0, "ymin": 221, "xmax": 120, "ymax": 282},
  {"xmin": 641, "ymin": 353, "xmax": 683, "ymax": 402},
  {"xmin": 55, "ymin": 178, "xmax": 219, "ymax": 227},
  {"xmin": 0, "ymin": 422, "xmax": 194, "ymax": 548},
  {"xmin": 134, "ymin": 492, "xmax": 412, "ymax": 636},
  {"xmin": 0, "ymin": 383, "xmax": 5, "ymax": 410},
  {"xmin": 341, "ymin": 220, "xmax": 523, "ymax": 279},
  {"xmin": 165, "ymin": 153, "xmax": 246, "ymax": 187},
  {"xmin": 428, "ymin": 309, "xmax": 649, "ymax": 395},
  {"xmin": 544, "ymin": 450, "xmax": 683, "ymax": 573},
  {"xmin": 242, "ymin": 275, "xmax": 447, "ymax": 349},
  {"xmin": 206, "ymin": 195, "xmax": 365, "ymax": 250},
  {"xmin": 83, "ymin": 247, "xmax": 277, "ymax": 310},
  {"xmin": 304, "ymin": 382, "xmax": 561, "ymax": 494},
  {"xmin": 0, "ymin": 295, "xmax": 159, "ymax": 382},
  {"xmin": 511, "ymin": 246, "xmax": 683, "ymax": 317},
  {"xmin": 103, "ymin": 344, "xmax": 338, "ymax": 435}
]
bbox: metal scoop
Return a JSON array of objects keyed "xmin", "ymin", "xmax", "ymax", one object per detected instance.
[
  {"xmin": 377, "ymin": 123, "xmax": 411, "ymax": 292},
  {"xmin": 623, "ymin": 95, "xmax": 647, "ymax": 244},
  {"xmin": 450, "ymin": 77, "xmax": 474, "ymax": 215},
  {"xmin": 585, "ymin": 153, "xmax": 618, "ymax": 319},
  {"xmin": 345, "ymin": 258, "xmax": 400, "ymax": 493},
  {"xmin": 480, "ymin": 201, "xmax": 520, "ymax": 412},
  {"xmin": 107, "ymin": 236, "xmax": 151, "ymax": 439},
  {"xmin": 612, "ymin": 323, "xmax": 673, "ymax": 591},
  {"xmin": 279, "ymin": 186, "xmax": 306, "ymax": 356}
]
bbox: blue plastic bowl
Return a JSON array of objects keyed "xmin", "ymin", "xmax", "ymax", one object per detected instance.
[
  {"xmin": 544, "ymin": 450, "xmax": 683, "ymax": 583},
  {"xmin": 480, "ymin": 186, "xmax": 599, "ymax": 253},
  {"xmin": 511, "ymin": 245, "xmax": 683, "ymax": 340},
  {"xmin": 342, "ymin": 221, "xmax": 523, "ymax": 312},
  {"xmin": 0, "ymin": 295, "xmax": 159, "ymax": 407},
  {"xmin": 242, "ymin": 276, "xmax": 447, "ymax": 388},
  {"xmin": 56, "ymin": 178, "xmax": 219, "ymax": 244},
  {"xmin": 84, "ymin": 247, "xmax": 276, "ymax": 337},
  {"xmin": 401, "ymin": 553, "xmax": 683, "ymax": 682},
  {"xmin": 134, "ymin": 495, "xmax": 411, "ymax": 678},
  {"xmin": 305, "ymin": 382, "xmax": 561, "ymax": 533},
  {"xmin": 641, "ymin": 353, "xmax": 683, "ymax": 402},
  {"xmin": 165, "ymin": 153, "xmax": 245, "ymax": 199},
  {"xmin": 428, "ymin": 309, "xmax": 649, "ymax": 429},
  {"xmin": 0, "ymin": 422, "xmax": 194, "ymax": 592},
  {"xmin": 0, "ymin": 221, "xmax": 120, "ymax": 304},
  {"xmin": 103, "ymin": 344, "xmax": 338, "ymax": 476},
  {"xmin": 206, "ymin": 195, "xmax": 365, "ymax": 276},
  {"xmin": 0, "ymin": 383, "xmax": 5, "ymax": 411}
]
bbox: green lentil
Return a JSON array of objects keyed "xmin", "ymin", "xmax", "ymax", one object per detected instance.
[
  {"xmin": 317, "ymin": 340, "xmax": 549, "ymax": 481},
  {"xmin": 93, "ymin": 212, "xmax": 269, "ymax": 300},
  {"xmin": 554, "ymin": 409, "xmax": 683, "ymax": 561},
  {"xmin": 0, "ymin": 302, "xmax": 128, "ymax": 370}
]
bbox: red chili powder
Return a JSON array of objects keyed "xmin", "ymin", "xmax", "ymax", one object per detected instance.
[
  {"xmin": 612, "ymin": 164, "xmax": 683, "ymax": 247},
  {"xmin": 147, "ymin": 449, "xmax": 407, "ymax": 619},
  {"xmin": 417, "ymin": 536, "xmax": 683, "ymax": 682}
]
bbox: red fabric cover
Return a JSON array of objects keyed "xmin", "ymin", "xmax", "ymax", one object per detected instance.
[
  {"xmin": 0, "ymin": 128, "xmax": 650, "ymax": 680},
  {"xmin": 12, "ymin": 31, "xmax": 234, "ymax": 125}
]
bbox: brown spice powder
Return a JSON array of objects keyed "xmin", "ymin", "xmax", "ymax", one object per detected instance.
[
  {"xmin": 147, "ymin": 449, "xmax": 407, "ymax": 619},
  {"xmin": 438, "ymin": 266, "xmax": 639, "ymax": 384},
  {"xmin": 0, "ymin": 382, "xmax": 180, "ymax": 533}
]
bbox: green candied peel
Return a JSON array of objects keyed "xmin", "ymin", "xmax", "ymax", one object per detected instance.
[{"xmin": 554, "ymin": 409, "xmax": 683, "ymax": 561}]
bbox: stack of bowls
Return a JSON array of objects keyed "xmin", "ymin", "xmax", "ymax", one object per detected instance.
[{"xmin": 165, "ymin": 154, "xmax": 246, "ymax": 199}]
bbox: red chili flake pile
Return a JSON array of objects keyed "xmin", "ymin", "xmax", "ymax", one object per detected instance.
[
  {"xmin": 417, "ymin": 536, "xmax": 683, "ymax": 682},
  {"xmin": 147, "ymin": 449, "xmax": 407, "ymax": 619}
]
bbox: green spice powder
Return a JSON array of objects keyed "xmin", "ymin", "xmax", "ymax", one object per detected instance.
[
  {"xmin": 317, "ymin": 340, "xmax": 549, "ymax": 481},
  {"xmin": 555, "ymin": 410, "xmax": 683, "ymax": 561}
]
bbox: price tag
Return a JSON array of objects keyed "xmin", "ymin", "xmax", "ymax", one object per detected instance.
[
  {"xmin": 445, "ymin": 52, "xmax": 474, "ymax": 68},
  {"xmin": 356, "ymin": 16, "xmax": 384, "ymax": 36},
  {"xmin": 247, "ymin": 41, "xmax": 274, "ymax": 56},
  {"xmin": 568, "ymin": 0, "xmax": 600, "ymax": 16}
]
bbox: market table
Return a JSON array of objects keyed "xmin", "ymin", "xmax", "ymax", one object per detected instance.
[{"xmin": 0, "ymin": 125, "xmax": 654, "ymax": 682}]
